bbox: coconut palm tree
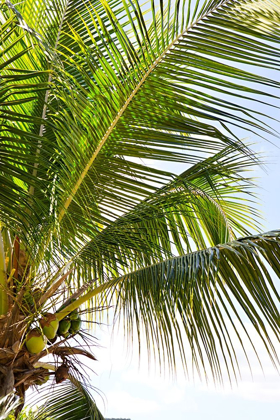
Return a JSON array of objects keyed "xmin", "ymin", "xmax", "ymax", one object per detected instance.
[{"xmin": 0, "ymin": 0, "xmax": 280, "ymax": 417}]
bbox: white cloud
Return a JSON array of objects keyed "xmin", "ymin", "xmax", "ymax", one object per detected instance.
[{"xmin": 104, "ymin": 389, "xmax": 160, "ymax": 416}]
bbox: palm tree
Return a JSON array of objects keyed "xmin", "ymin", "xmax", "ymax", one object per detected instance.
[{"xmin": 0, "ymin": 0, "xmax": 280, "ymax": 417}]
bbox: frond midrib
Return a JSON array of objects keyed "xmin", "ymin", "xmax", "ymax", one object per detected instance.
[
  {"xmin": 28, "ymin": 0, "xmax": 71, "ymax": 196},
  {"xmin": 57, "ymin": 0, "xmax": 232, "ymax": 223}
]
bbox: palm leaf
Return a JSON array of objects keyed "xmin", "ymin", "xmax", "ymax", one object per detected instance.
[
  {"xmin": 2, "ymin": 0, "xmax": 280, "ymax": 259},
  {"xmin": 58, "ymin": 230, "xmax": 280, "ymax": 382},
  {"xmin": 18, "ymin": 0, "xmax": 279, "ymax": 265},
  {"xmin": 77, "ymin": 145, "xmax": 261, "ymax": 269},
  {"xmin": 114, "ymin": 229, "xmax": 280, "ymax": 380},
  {"xmin": 35, "ymin": 144, "xmax": 261, "ymax": 296},
  {"xmin": 32, "ymin": 381, "xmax": 104, "ymax": 420},
  {"xmin": 0, "ymin": 1, "xmax": 52, "ymax": 231}
]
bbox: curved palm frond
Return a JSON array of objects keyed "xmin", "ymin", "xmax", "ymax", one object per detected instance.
[
  {"xmin": 115, "ymin": 229, "xmax": 280, "ymax": 380},
  {"xmin": 67, "ymin": 145, "xmax": 261, "ymax": 281},
  {"xmin": 32, "ymin": 381, "xmax": 104, "ymax": 420},
  {"xmin": 1, "ymin": 0, "xmax": 279, "ymax": 259},
  {"xmin": 57, "ymin": 230, "xmax": 280, "ymax": 381},
  {"xmin": 19, "ymin": 0, "xmax": 280, "ymax": 265},
  {"xmin": 34, "ymin": 144, "xmax": 261, "ymax": 298}
]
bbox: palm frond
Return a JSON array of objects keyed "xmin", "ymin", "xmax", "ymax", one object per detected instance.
[
  {"xmin": 0, "ymin": 393, "xmax": 19, "ymax": 419},
  {"xmin": 75, "ymin": 145, "xmax": 261, "ymax": 274},
  {"xmin": 33, "ymin": 0, "xmax": 280, "ymax": 257},
  {"xmin": 36, "ymin": 144, "xmax": 261, "ymax": 296},
  {"xmin": 32, "ymin": 381, "xmax": 104, "ymax": 420},
  {"xmin": 63, "ymin": 230, "xmax": 280, "ymax": 382},
  {"xmin": 0, "ymin": 1, "xmax": 52, "ymax": 231}
]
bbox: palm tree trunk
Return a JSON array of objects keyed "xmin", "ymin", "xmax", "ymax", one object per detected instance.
[{"xmin": 0, "ymin": 367, "xmax": 14, "ymax": 398}]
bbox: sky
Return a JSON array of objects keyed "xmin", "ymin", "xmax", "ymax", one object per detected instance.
[{"xmin": 92, "ymin": 318, "xmax": 280, "ymax": 420}]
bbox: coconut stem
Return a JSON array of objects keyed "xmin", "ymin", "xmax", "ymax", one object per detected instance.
[
  {"xmin": 0, "ymin": 367, "xmax": 14, "ymax": 398},
  {"xmin": 56, "ymin": 281, "xmax": 114, "ymax": 321}
]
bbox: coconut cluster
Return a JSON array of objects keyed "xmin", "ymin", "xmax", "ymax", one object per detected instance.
[
  {"xmin": 58, "ymin": 309, "xmax": 82, "ymax": 338},
  {"xmin": 25, "ymin": 311, "xmax": 82, "ymax": 354},
  {"xmin": 25, "ymin": 312, "xmax": 60, "ymax": 355},
  {"xmin": 24, "ymin": 310, "xmax": 82, "ymax": 386}
]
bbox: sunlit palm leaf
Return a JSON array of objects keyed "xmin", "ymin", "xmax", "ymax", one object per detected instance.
[
  {"xmin": 33, "ymin": 381, "xmax": 104, "ymax": 420},
  {"xmin": 65, "ymin": 145, "xmax": 261, "ymax": 284},
  {"xmin": 30, "ymin": 0, "xmax": 280, "ymax": 261},
  {"xmin": 0, "ymin": 2, "xmax": 52, "ymax": 231},
  {"xmin": 79, "ymin": 230, "xmax": 280, "ymax": 381}
]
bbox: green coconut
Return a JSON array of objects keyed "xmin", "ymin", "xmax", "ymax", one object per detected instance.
[
  {"xmin": 58, "ymin": 319, "xmax": 71, "ymax": 336},
  {"xmin": 69, "ymin": 309, "xmax": 79, "ymax": 320},
  {"xmin": 39, "ymin": 313, "xmax": 59, "ymax": 340},
  {"xmin": 26, "ymin": 329, "xmax": 46, "ymax": 354},
  {"xmin": 49, "ymin": 335, "xmax": 57, "ymax": 344},
  {"xmin": 69, "ymin": 317, "xmax": 82, "ymax": 334}
]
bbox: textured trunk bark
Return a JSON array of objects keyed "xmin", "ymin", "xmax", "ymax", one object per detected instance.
[{"xmin": 0, "ymin": 367, "xmax": 14, "ymax": 397}]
